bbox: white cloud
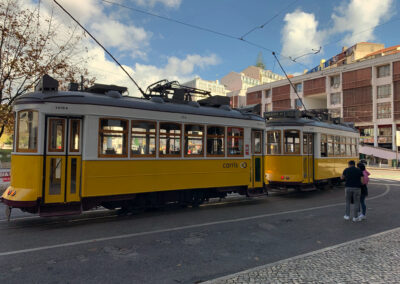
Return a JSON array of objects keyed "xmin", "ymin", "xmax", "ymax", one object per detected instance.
[
  {"xmin": 91, "ymin": 19, "xmax": 151, "ymax": 58},
  {"xmin": 131, "ymin": 0, "xmax": 182, "ymax": 8},
  {"xmin": 55, "ymin": 0, "xmax": 151, "ymax": 59},
  {"xmin": 280, "ymin": 0, "xmax": 394, "ymax": 61},
  {"xmin": 331, "ymin": 0, "xmax": 394, "ymax": 46},
  {"xmin": 281, "ymin": 10, "xmax": 323, "ymax": 62},
  {"xmin": 86, "ymin": 47, "xmax": 219, "ymax": 96}
]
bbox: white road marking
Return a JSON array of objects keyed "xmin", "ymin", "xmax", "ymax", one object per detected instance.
[
  {"xmin": 203, "ymin": 225, "xmax": 400, "ymax": 284},
  {"xmin": 0, "ymin": 185, "xmax": 391, "ymax": 257}
]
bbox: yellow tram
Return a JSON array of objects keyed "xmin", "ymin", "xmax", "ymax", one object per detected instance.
[
  {"xmin": 264, "ymin": 110, "xmax": 359, "ymax": 190},
  {"xmin": 2, "ymin": 76, "xmax": 266, "ymax": 216}
]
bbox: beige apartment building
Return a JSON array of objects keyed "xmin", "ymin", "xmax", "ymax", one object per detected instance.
[
  {"xmin": 182, "ymin": 77, "xmax": 227, "ymax": 98},
  {"xmin": 221, "ymin": 66, "xmax": 284, "ymax": 108},
  {"xmin": 247, "ymin": 46, "xmax": 400, "ymax": 152}
]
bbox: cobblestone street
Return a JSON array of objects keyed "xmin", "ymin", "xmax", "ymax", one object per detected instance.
[{"xmin": 207, "ymin": 227, "xmax": 400, "ymax": 284}]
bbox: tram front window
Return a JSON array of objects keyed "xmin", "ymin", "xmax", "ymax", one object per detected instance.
[
  {"xmin": 267, "ymin": 130, "xmax": 281, "ymax": 154},
  {"xmin": 284, "ymin": 130, "xmax": 300, "ymax": 154},
  {"xmin": 17, "ymin": 110, "xmax": 38, "ymax": 152}
]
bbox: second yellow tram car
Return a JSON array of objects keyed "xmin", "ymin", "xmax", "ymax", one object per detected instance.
[
  {"xmin": 2, "ymin": 76, "xmax": 266, "ymax": 217},
  {"xmin": 264, "ymin": 110, "xmax": 359, "ymax": 190}
]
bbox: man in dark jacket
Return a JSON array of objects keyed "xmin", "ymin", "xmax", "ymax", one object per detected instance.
[{"xmin": 341, "ymin": 160, "xmax": 364, "ymax": 222}]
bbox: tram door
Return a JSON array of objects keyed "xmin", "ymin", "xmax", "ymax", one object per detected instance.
[
  {"xmin": 44, "ymin": 117, "xmax": 82, "ymax": 204},
  {"xmin": 303, "ymin": 133, "xmax": 314, "ymax": 183},
  {"xmin": 251, "ymin": 130, "xmax": 264, "ymax": 188}
]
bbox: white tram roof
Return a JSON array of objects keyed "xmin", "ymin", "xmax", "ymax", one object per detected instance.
[
  {"xmin": 15, "ymin": 90, "xmax": 265, "ymax": 122},
  {"xmin": 265, "ymin": 117, "xmax": 358, "ymax": 133}
]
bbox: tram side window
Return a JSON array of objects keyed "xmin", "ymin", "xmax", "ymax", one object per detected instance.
[
  {"xmin": 99, "ymin": 118, "xmax": 128, "ymax": 157},
  {"xmin": 207, "ymin": 126, "xmax": 225, "ymax": 156},
  {"xmin": 185, "ymin": 124, "xmax": 204, "ymax": 156},
  {"xmin": 334, "ymin": 136, "xmax": 340, "ymax": 156},
  {"xmin": 70, "ymin": 119, "xmax": 80, "ymax": 152},
  {"xmin": 131, "ymin": 121, "xmax": 156, "ymax": 156},
  {"xmin": 327, "ymin": 135, "xmax": 334, "ymax": 156},
  {"xmin": 267, "ymin": 130, "xmax": 281, "ymax": 154},
  {"xmin": 346, "ymin": 137, "xmax": 351, "ymax": 156},
  {"xmin": 227, "ymin": 127, "xmax": 244, "ymax": 156},
  {"xmin": 284, "ymin": 130, "xmax": 300, "ymax": 154},
  {"xmin": 17, "ymin": 110, "xmax": 38, "ymax": 152},
  {"xmin": 48, "ymin": 119, "xmax": 65, "ymax": 152},
  {"xmin": 159, "ymin": 123, "xmax": 181, "ymax": 157},
  {"xmin": 320, "ymin": 134, "xmax": 327, "ymax": 157},
  {"xmin": 340, "ymin": 136, "xmax": 346, "ymax": 156}
]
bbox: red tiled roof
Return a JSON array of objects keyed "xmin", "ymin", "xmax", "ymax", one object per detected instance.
[{"xmin": 364, "ymin": 45, "xmax": 400, "ymax": 57}]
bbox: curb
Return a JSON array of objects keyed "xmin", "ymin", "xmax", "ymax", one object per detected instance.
[{"xmin": 203, "ymin": 226, "xmax": 400, "ymax": 283}]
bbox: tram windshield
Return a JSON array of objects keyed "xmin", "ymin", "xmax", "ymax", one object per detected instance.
[
  {"xmin": 17, "ymin": 110, "xmax": 38, "ymax": 152},
  {"xmin": 284, "ymin": 130, "xmax": 300, "ymax": 154},
  {"xmin": 267, "ymin": 130, "xmax": 281, "ymax": 154}
]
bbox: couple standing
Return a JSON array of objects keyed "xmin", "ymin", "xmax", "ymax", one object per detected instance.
[{"xmin": 342, "ymin": 160, "xmax": 370, "ymax": 222}]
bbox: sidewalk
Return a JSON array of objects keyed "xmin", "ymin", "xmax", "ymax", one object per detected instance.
[{"xmin": 205, "ymin": 227, "xmax": 400, "ymax": 284}]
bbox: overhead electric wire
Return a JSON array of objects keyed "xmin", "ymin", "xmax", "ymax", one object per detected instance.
[
  {"xmin": 240, "ymin": 0, "xmax": 299, "ymax": 40},
  {"xmin": 52, "ymin": 0, "xmax": 146, "ymax": 96},
  {"xmin": 272, "ymin": 51, "xmax": 307, "ymax": 110},
  {"xmin": 100, "ymin": 0, "xmax": 310, "ymax": 70}
]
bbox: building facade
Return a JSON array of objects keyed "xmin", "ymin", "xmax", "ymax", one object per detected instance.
[
  {"xmin": 247, "ymin": 51, "xmax": 400, "ymax": 151},
  {"xmin": 221, "ymin": 66, "xmax": 284, "ymax": 108},
  {"xmin": 182, "ymin": 77, "xmax": 227, "ymax": 98}
]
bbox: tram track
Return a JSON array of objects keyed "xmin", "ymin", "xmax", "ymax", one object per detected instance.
[{"xmin": 0, "ymin": 183, "xmax": 392, "ymax": 232}]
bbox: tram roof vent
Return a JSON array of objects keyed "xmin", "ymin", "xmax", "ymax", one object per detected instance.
[
  {"xmin": 86, "ymin": 83, "xmax": 127, "ymax": 95},
  {"xmin": 188, "ymin": 101, "xmax": 200, "ymax": 108},
  {"xmin": 150, "ymin": 96, "xmax": 165, "ymax": 104},
  {"xmin": 105, "ymin": 90, "xmax": 122, "ymax": 99},
  {"xmin": 264, "ymin": 109, "xmax": 301, "ymax": 120},
  {"xmin": 35, "ymin": 74, "xmax": 59, "ymax": 92},
  {"xmin": 219, "ymin": 105, "xmax": 232, "ymax": 111},
  {"xmin": 197, "ymin": 95, "xmax": 230, "ymax": 107}
]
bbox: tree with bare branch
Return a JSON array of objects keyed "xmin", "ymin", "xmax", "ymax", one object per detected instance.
[{"xmin": 0, "ymin": 0, "xmax": 94, "ymax": 138}]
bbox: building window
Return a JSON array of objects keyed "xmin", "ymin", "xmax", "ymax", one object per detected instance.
[
  {"xmin": 284, "ymin": 130, "xmax": 300, "ymax": 154},
  {"xmin": 359, "ymin": 127, "xmax": 374, "ymax": 144},
  {"xmin": 377, "ymin": 84, "xmax": 391, "ymax": 99},
  {"xmin": 265, "ymin": 89, "xmax": 271, "ymax": 98},
  {"xmin": 207, "ymin": 126, "xmax": 225, "ymax": 156},
  {"xmin": 159, "ymin": 123, "xmax": 181, "ymax": 157},
  {"xmin": 17, "ymin": 110, "xmax": 38, "ymax": 152},
  {"xmin": 227, "ymin": 127, "xmax": 244, "ymax": 156},
  {"xmin": 329, "ymin": 108, "xmax": 341, "ymax": 118},
  {"xmin": 320, "ymin": 134, "xmax": 327, "ymax": 157},
  {"xmin": 131, "ymin": 121, "xmax": 156, "ymax": 156},
  {"xmin": 378, "ymin": 126, "xmax": 392, "ymax": 144},
  {"xmin": 267, "ymin": 130, "xmax": 281, "ymax": 154},
  {"xmin": 330, "ymin": 75, "xmax": 340, "ymax": 88},
  {"xmin": 185, "ymin": 124, "xmax": 204, "ymax": 156},
  {"xmin": 295, "ymin": 99, "xmax": 303, "ymax": 109},
  {"xmin": 377, "ymin": 64, "xmax": 390, "ymax": 78},
  {"xmin": 330, "ymin": 92, "xmax": 341, "ymax": 105},
  {"xmin": 99, "ymin": 118, "xmax": 128, "ymax": 157},
  {"xmin": 295, "ymin": 83, "xmax": 302, "ymax": 93},
  {"xmin": 377, "ymin": 102, "xmax": 391, "ymax": 119}
]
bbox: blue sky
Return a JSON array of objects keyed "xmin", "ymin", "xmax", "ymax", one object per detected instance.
[{"xmin": 34, "ymin": 0, "xmax": 399, "ymax": 95}]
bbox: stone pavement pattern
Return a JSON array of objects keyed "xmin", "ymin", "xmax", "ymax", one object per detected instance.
[{"xmin": 207, "ymin": 228, "xmax": 400, "ymax": 284}]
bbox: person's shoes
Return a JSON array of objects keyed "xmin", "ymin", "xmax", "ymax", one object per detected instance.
[
  {"xmin": 359, "ymin": 214, "xmax": 366, "ymax": 220},
  {"xmin": 344, "ymin": 215, "xmax": 350, "ymax": 220},
  {"xmin": 353, "ymin": 217, "xmax": 362, "ymax": 222}
]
